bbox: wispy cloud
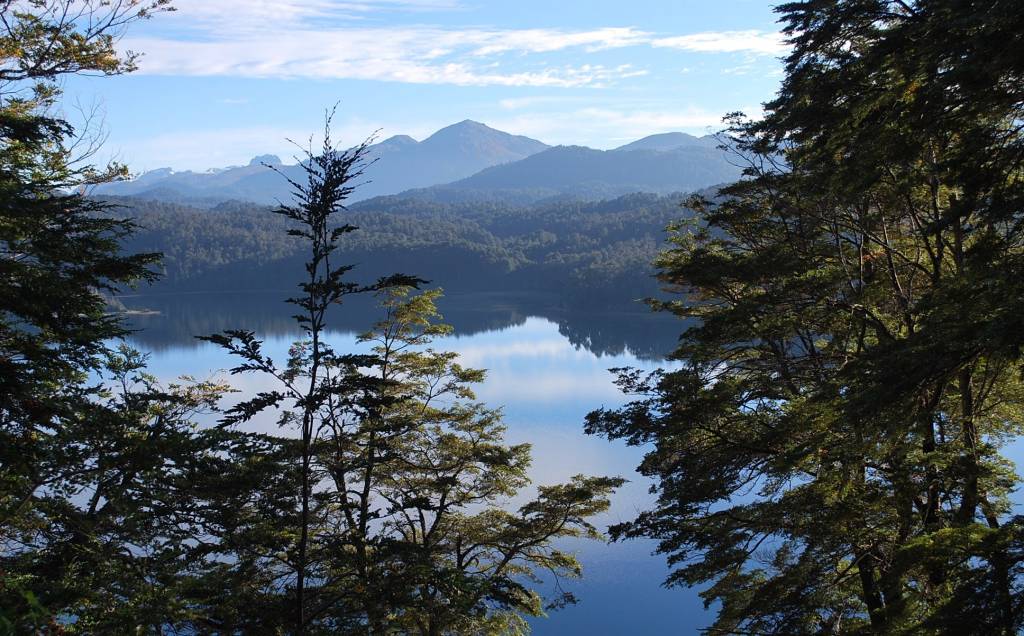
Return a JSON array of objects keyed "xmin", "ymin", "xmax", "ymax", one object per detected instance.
[
  {"xmin": 652, "ymin": 30, "xmax": 787, "ymax": 56},
  {"xmin": 125, "ymin": 2, "xmax": 784, "ymax": 87},
  {"xmin": 127, "ymin": 25, "xmax": 652, "ymax": 87},
  {"xmin": 467, "ymin": 27, "xmax": 651, "ymax": 56},
  {"xmin": 489, "ymin": 105, "xmax": 727, "ymax": 147},
  {"xmin": 128, "ymin": 33, "xmax": 647, "ymax": 86}
]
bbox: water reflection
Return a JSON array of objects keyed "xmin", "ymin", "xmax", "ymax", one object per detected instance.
[
  {"xmin": 117, "ymin": 290, "xmax": 683, "ymax": 360},
  {"xmin": 119, "ymin": 291, "xmax": 707, "ymax": 635}
]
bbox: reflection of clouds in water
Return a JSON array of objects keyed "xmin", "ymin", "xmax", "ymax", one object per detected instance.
[
  {"xmin": 431, "ymin": 317, "xmax": 667, "ymax": 405},
  {"xmin": 477, "ymin": 368, "xmax": 627, "ymax": 404},
  {"xmin": 448, "ymin": 338, "xmax": 582, "ymax": 367},
  {"xmin": 144, "ymin": 316, "xmax": 665, "ymax": 515},
  {"xmin": 505, "ymin": 421, "xmax": 655, "ymax": 524},
  {"xmin": 143, "ymin": 316, "xmax": 669, "ymax": 463},
  {"xmin": 138, "ymin": 314, "xmax": 697, "ymax": 634},
  {"xmin": 437, "ymin": 318, "xmax": 584, "ymax": 365}
]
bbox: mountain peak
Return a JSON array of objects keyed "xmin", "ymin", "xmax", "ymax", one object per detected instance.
[
  {"xmin": 130, "ymin": 167, "xmax": 175, "ymax": 182},
  {"xmin": 454, "ymin": 119, "xmax": 489, "ymax": 129},
  {"xmin": 378, "ymin": 134, "xmax": 418, "ymax": 146},
  {"xmin": 249, "ymin": 154, "xmax": 282, "ymax": 166},
  {"xmin": 420, "ymin": 120, "xmax": 548, "ymax": 159},
  {"xmin": 425, "ymin": 119, "xmax": 495, "ymax": 141},
  {"xmin": 614, "ymin": 132, "xmax": 714, "ymax": 153}
]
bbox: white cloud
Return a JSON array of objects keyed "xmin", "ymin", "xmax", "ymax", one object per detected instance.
[
  {"xmin": 653, "ymin": 30, "xmax": 788, "ymax": 56},
  {"xmin": 126, "ymin": 27, "xmax": 652, "ymax": 87},
  {"xmin": 468, "ymin": 27, "xmax": 650, "ymax": 56},
  {"xmin": 164, "ymin": 0, "xmax": 461, "ymax": 31},
  {"xmin": 488, "ymin": 105, "xmax": 726, "ymax": 147},
  {"xmin": 126, "ymin": 2, "xmax": 785, "ymax": 88},
  {"xmin": 721, "ymin": 64, "xmax": 756, "ymax": 76}
]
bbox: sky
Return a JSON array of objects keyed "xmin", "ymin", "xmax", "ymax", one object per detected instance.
[{"xmin": 64, "ymin": 0, "xmax": 789, "ymax": 172}]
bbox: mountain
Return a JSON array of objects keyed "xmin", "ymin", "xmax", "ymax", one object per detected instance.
[
  {"xmin": 92, "ymin": 158, "xmax": 300, "ymax": 205},
  {"xmin": 613, "ymin": 132, "xmax": 720, "ymax": 152},
  {"xmin": 394, "ymin": 137, "xmax": 741, "ymax": 205},
  {"xmin": 95, "ymin": 120, "xmax": 548, "ymax": 205},
  {"xmin": 355, "ymin": 120, "xmax": 549, "ymax": 198},
  {"xmin": 95, "ymin": 125, "xmax": 739, "ymax": 207}
]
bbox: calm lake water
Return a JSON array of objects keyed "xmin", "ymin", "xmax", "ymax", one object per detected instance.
[
  {"xmin": 120, "ymin": 290, "xmax": 709, "ymax": 635},
  {"xmin": 120, "ymin": 290, "xmax": 1024, "ymax": 634}
]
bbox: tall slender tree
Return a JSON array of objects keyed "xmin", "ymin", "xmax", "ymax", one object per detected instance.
[
  {"xmin": 588, "ymin": 1, "xmax": 1024, "ymax": 633},
  {"xmin": 205, "ymin": 118, "xmax": 621, "ymax": 634},
  {"xmin": 200, "ymin": 120, "xmax": 402, "ymax": 633}
]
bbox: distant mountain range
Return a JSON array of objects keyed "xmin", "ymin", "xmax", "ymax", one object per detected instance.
[
  {"xmin": 95, "ymin": 121, "xmax": 740, "ymax": 206},
  {"xmin": 397, "ymin": 138, "xmax": 738, "ymax": 205}
]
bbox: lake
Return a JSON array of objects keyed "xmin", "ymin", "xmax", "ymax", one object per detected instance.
[{"xmin": 120, "ymin": 290, "xmax": 709, "ymax": 635}]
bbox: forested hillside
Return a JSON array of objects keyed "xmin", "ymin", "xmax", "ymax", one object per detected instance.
[{"xmin": 109, "ymin": 192, "xmax": 697, "ymax": 306}]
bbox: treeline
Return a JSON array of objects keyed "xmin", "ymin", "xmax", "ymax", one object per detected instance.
[
  {"xmin": 119, "ymin": 290, "xmax": 684, "ymax": 359},
  {"xmin": 105, "ymin": 192, "xmax": 696, "ymax": 306}
]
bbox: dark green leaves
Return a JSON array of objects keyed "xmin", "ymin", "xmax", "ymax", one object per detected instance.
[{"xmin": 590, "ymin": 1, "xmax": 1024, "ymax": 633}]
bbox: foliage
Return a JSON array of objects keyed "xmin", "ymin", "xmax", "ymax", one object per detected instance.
[
  {"xmin": 202, "ymin": 122, "xmax": 621, "ymax": 634},
  {"xmin": 2, "ymin": 347, "xmax": 256, "ymax": 633},
  {"xmin": 0, "ymin": 1, "xmax": 207, "ymax": 630},
  {"xmin": 106, "ymin": 191, "xmax": 696, "ymax": 307},
  {"xmin": 587, "ymin": 1, "xmax": 1024, "ymax": 634},
  {"xmin": 320, "ymin": 287, "xmax": 622, "ymax": 635}
]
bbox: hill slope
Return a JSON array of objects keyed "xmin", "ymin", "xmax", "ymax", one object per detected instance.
[
  {"xmin": 106, "ymin": 191, "xmax": 701, "ymax": 306},
  {"xmin": 397, "ymin": 139, "xmax": 740, "ymax": 205}
]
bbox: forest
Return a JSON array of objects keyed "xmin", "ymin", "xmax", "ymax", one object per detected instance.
[
  {"xmin": 3, "ymin": 1, "xmax": 1024, "ymax": 635},
  {"xmin": 103, "ymin": 192, "xmax": 696, "ymax": 306}
]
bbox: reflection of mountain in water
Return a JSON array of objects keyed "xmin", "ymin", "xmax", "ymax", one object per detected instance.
[{"xmin": 119, "ymin": 291, "xmax": 683, "ymax": 360}]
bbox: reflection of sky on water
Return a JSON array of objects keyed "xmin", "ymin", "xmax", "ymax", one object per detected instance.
[
  {"xmin": 135, "ymin": 302, "xmax": 1024, "ymax": 636},
  {"xmin": 130, "ymin": 313, "xmax": 706, "ymax": 635}
]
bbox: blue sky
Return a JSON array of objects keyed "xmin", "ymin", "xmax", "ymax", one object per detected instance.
[{"xmin": 65, "ymin": 0, "xmax": 788, "ymax": 171}]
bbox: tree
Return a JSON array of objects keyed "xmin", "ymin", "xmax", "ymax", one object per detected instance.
[
  {"xmin": 198, "ymin": 121, "xmax": 422, "ymax": 633},
  {"xmin": 204, "ymin": 120, "xmax": 621, "ymax": 634},
  {"xmin": 319, "ymin": 287, "xmax": 622, "ymax": 635},
  {"xmin": 3, "ymin": 346, "xmax": 239, "ymax": 633},
  {"xmin": 587, "ymin": 1, "xmax": 1024, "ymax": 633},
  {"xmin": 0, "ymin": 1, "xmax": 192, "ymax": 629}
]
